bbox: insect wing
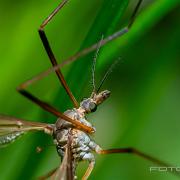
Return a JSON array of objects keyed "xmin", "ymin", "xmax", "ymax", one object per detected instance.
[
  {"xmin": 53, "ymin": 137, "xmax": 74, "ymax": 180},
  {"xmin": 0, "ymin": 114, "xmax": 53, "ymax": 147}
]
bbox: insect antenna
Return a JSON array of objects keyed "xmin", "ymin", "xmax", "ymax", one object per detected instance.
[
  {"xmin": 97, "ymin": 59, "xmax": 120, "ymax": 93},
  {"xmin": 91, "ymin": 35, "xmax": 104, "ymax": 94}
]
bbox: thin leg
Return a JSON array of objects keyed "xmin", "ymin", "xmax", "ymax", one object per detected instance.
[
  {"xmin": 38, "ymin": 0, "xmax": 79, "ymax": 108},
  {"xmin": 82, "ymin": 161, "xmax": 95, "ymax": 180},
  {"xmin": 16, "ymin": 88, "xmax": 94, "ymax": 134},
  {"xmin": 97, "ymin": 147, "xmax": 180, "ymax": 177},
  {"xmin": 38, "ymin": 167, "xmax": 57, "ymax": 180},
  {"xmin": 18, "ymin": 0, "xmax": 143, "ymax": 90}
]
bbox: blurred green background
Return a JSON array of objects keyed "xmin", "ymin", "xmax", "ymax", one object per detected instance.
[{"xmin": 0, "ymin": 0, "xmax": 179, "ymax": 179}]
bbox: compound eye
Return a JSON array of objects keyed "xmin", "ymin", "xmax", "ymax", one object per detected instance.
[{"xmin": 89, "ymin": 102, "xmax": 97, "ymax": 112}]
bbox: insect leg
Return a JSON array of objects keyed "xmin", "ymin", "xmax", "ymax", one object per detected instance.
[
  {"xmin": 38, "ymin": 167, "xmax": 58, "ymax": 180},
  {"xmin": 16, "ymin": 89, "xmax": 94, "ymax": 133},
  {"xmin": 39, "ymin": 0, "xmax": 78, "ymax": 108},
  {"xmin": 18, "ymin": 0, "xmax": 143, "ymax": 91},
  {"xmin": 82, "ymin": 160, "xmax": 95, "ymax": 180},
  {"xmin": 97, "ymin": 147, "xmax": 180, "ymax": 177}
]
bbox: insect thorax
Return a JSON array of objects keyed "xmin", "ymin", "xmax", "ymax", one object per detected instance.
[{"xmin": 53, "ymin": 108, "xmax": 100, "ymax": 162}]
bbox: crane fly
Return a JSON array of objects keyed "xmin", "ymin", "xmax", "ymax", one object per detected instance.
[{"xmin": 0, "ymin": 0, "xmax": 179, "ymax": 179}]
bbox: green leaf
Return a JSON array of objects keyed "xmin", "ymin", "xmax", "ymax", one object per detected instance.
[{"xmin": 0, "ymin": 0, "xmax": 179, "ymax": 179}]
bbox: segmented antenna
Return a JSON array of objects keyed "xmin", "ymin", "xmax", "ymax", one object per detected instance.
[
  {"xmin": 97, "ymin": 59, "xmax": 120, "ymax": 93},
  {"xmin": 92, "ymin": 35, "xmax": 104, "ymax": 93}
]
